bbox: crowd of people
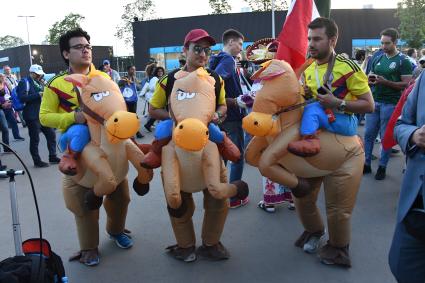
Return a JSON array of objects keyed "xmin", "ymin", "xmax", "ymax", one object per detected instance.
[{"xmin": 0, "ymin": 16, "xmax": 424, "ymax": 282}]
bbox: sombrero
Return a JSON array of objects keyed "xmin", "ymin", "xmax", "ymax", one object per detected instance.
[{"xmin": 246, "ymin": 38, "xmax": 279, "ymax": 64}]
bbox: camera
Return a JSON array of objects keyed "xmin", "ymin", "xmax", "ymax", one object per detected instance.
[{"xmin": 317, "ymin": 86, "xmax": 329, "ymax": 95}]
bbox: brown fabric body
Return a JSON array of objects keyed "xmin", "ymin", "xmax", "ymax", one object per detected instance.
[
  {"xmin": 169, "ymin": 190, "xmax": 228, "ymax": 248},
  {"xmin": 293, "ymin": 149, "xmax": 364, "ymax": 247},
  {"xmin": 62, "ymin": 175, "xmax": 130, "ymax": 250}
]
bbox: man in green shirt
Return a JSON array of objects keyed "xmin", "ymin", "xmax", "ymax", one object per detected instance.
[{"xmin": 363, "ymin": 28, "xmax": 412, "ymax": 180}]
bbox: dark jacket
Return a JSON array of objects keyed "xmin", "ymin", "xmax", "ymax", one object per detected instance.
[
  {"xmin": 209, "ymin": 51, "xmax": 244, "ymax": 122},
  {"xmin": 17, "ymin": 76, "xmax": 42, "ymax": 121}
]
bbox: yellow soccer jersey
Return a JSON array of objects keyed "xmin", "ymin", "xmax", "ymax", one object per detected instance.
[{"xmin": 304, "ymin": 54, "xmax": 370, "ymax": 102}]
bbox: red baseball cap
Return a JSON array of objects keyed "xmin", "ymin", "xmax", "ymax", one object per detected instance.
[{"xmin": 183, "ymin": 29, "xmax": 216, "ymax": 47}]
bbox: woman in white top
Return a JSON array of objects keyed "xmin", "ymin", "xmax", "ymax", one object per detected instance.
[{"xmin": 141, "ymin": 66, "xmax": 165, "ymax": 132}]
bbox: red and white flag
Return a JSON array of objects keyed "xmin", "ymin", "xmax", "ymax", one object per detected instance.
[{"xmin": 276, "ymin": 0, "xmax": 320, "ymax": 72}]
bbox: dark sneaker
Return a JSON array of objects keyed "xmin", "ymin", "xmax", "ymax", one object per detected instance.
[
  {"xmin": 363, "ymin": 164, "xmax": 372, "ymax": 174},
  {"xmin": 136, "ymin": 131, "xmax": 144, "ymax": 138},
  {"xmin": 166, "ymin": 245, "xmax": 196, "ymax": 262},
  {"xmin": 319, "ymin": 242, "xmax": 351, "ymax": 268},
  {"xmin": 391, "ymin": 148, "xmax": 400, "ymax": 154},
  {"xmin": 34, "ymin": 161, "xmax": 49, "ymax": 168},
  {"xmin": 107, "ymin": 232, "xmax": 133, "ymax": 249},
  {"xmin": 196, "ymin": 242, "xmax": 230, "ymax": 260},
  {"xmin": 14, "ymin": 137, "xmax": 25, "ymax": 142},
  {"xmin": 49, "ymin": 156, "xmax": 61, "ymax": 164},
  {"xmin": 144, "ymin": 124, "xmax": 152, "ymax": 132},
  {"xmin": 375, "ymin": 166, "xmax": 386, "ymax": 180}
]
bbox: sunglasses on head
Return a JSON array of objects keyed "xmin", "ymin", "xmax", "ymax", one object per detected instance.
[{"xmin": 192, "ymin": 45, "xmax": 211, "ymax": 56}]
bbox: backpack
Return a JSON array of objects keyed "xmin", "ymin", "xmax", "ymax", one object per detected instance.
[
  {"xmin": 164, "ymin": 68, "xmax": 221, "ymax": 110},
  {"xmin": 11, "ymin": 78, "xmax": 29, "ymax": 111},
  {"xmin": 0, "ymin": 239, "xmax": 65, "ymax": 283}
]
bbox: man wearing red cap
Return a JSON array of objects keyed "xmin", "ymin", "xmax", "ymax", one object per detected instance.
[{"xmin": 146, "ymin": 29, "xmax": 236, "ymax": 262}]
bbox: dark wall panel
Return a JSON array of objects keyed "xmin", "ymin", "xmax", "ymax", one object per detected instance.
[{"xmin": 133, "ymin": 9, "xmax": 399, "ymax": 70}]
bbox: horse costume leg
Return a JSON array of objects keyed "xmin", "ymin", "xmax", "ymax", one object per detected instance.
[
  {"xmin": 202, "ymin": 142, "xmax": 249, "ymax": 200},
  {"xmin": 125, "ymin": 140, "xmax": 153, "ymax": 196},
  {"xmin": 293, "ymin": 177, "xmax": 325, "ymax": 244},
  {"xmin": 318, "ymin": 150, "xmax": 364, "ymax": 267},
  {"xmin": 258, "ymin": 129, "xmax": 313, "ymax": 197},
  {"xmin": 82, "ymin": 143, "xmax": 117, "ymax": 196},
  {"xmin": 245, "ymin": 136, "xmax": 269, "ymax": 167},
  {"xmin": 162, "ymin": 144, "xmax": 183, "ymax": 210},
  {"xmin": 201, "ymin": 189, "xmax": 228, "ymax": 246},
  {"xmin": 103, "ymin": 178, "xmax": 131, "ymax": 236},
  {"xmin": 62, "ymin": 175, "xmax": 100, "ymax": 261},
  {"xmin": 169, "ymin": 192, "xmax": 197, "ymax": 248}
]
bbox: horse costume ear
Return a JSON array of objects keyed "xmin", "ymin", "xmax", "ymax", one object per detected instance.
[
  {"xmin": 251, "ymin": 59, "xmax": 285, "ymax": 81},
  {"xmin": 64, "ymin": 74, "xmax": 89, "ymax": 88}
]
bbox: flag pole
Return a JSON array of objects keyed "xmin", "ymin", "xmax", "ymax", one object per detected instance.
[{"xmin": 272, "ymin": 0, "xmax": 276, "ymax": 38}]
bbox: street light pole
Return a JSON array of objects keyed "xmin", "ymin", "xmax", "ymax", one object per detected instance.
[
  {"xmin": 18, "ymin": 15, "xmax": 35, "ymax": 66},
  {"xmin": 272, "ymin": 0, "xmax": 276, "ymax": 38}
]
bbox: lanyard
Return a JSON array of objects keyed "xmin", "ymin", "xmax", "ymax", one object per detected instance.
[{"xmin": 313, "ymin": 52, "xmax": 336, "ymax": 89}]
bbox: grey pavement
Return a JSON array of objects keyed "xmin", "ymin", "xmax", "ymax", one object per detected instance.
[{"xmin": 0, "ymin": 122, "xmax": 400, "ymax": 283}]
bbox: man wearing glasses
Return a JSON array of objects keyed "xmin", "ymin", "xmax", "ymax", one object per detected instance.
[
  {"xmin": 40, "ymin": 28, "xmax": 133, "ymax": 266},
  {"xmin": 147, "ymin": 29, "xmax": 238, "ymax": 262}
]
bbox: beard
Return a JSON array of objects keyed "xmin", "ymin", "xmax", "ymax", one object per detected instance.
[{"xmin": 310, "ymin": 49, "xmax": 331, "ymax": 60}]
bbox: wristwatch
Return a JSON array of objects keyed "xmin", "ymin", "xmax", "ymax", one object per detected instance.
[{"xmin": 337, "ymin": 100, "xmax": 347, "ymax": 112}]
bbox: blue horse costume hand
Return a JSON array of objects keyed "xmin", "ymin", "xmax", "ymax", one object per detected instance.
[{"xmin": 58, "ymin": 124, "xmax": 91, "ymax": 175}]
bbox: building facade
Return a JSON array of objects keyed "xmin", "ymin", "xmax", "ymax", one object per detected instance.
[{"xmin": 133, "ymin": 9, "xmax": 401, "ymax": 71}]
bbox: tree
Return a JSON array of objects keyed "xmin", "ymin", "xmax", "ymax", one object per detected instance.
[
  {"xmin": 209, "ymin": 0, "xmax": 232, "ymax": 14},
  {"xmin": 0, "ymin": 35, "xmax": 25, "ymax": 50},
  {"xmin": 115, "ymin": 0, "xmax": 157, "ymax": 46},
  {"xmin": 396, "ymin": 0, "xmax": 425, "ymax": 49},
  {"xmin": 244, "ymin": 0, "xmax": 288, "ymax": 11},
  {"xmin": 46, "ymin": 13, "xmax": 85, "ymax": 44}
]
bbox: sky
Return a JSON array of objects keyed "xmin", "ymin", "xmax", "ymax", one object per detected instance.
[{"xmin": 2, "ymin": 0, "xmax": 400, "ymax": 56}]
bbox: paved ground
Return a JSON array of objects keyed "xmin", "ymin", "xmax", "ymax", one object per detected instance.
[{"xmin": 0, "ymin": 122, "xmax": 401, "ymax": 283}]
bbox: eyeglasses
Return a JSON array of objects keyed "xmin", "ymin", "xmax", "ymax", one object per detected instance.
[
  {"xmin": 192, "ymin": 45, "xmax": 211, "ymax": 56},
  {"xmin": 70, "ymin": 44, "xmax": 93, "ymax": 51}
]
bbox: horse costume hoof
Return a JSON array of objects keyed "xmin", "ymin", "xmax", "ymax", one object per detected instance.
[
  {"xmin": 59, "ymin": 153, "xmax": 78, "ymax": 176},
  {"xmin": 287, "ymin": 136, "xmax": 321, "ymax": 157},
  {"xmin": 232, "ymin": 180, "xmax": 249, "ymax": 200},
  {"xmin": 217, "ymin": 132, "xmax": 241, "ymax": 162},
  {"xmin": 167, "ymin": 200, "xmax": 188, "ymax": 218},
  {"xmin": 84, "ymin": 190, "xmax": 103, "ymax": 210},
  {"xmin": 319, "ymin": 242, "xmax": 351, "ymax": 268},
  {"xmin": 291, "ymin": 178, "xmax": 313, "ymax": 198},
  {"xmin": 133, "ymin": 178, "xmax": 150, "ymax": 196}
]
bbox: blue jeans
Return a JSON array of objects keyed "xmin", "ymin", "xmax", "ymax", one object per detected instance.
[
  {"xmin": 220, "ymin": 120, "xmax": 245, "ymax": 183},
  {"xmin": 3, "ymin": 108, "xmax": 21, "ymax": 139},
  {"xmin": 364, "ymin": 102, "xmax": 395, "ymax": 167},
  {"xmin": 389, "ymin": 221, "xmax": 425, "ymax": 283},
  {"xmin": 0, "ymin": 110, "xmax": 9, "ymax": 150}
]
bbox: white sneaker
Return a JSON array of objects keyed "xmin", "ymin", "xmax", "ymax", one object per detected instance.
[{"xmin": 303, "ymin": 233, "xmax": 324, "ymax": 254}]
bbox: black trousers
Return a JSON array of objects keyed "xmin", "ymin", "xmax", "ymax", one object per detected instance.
[{"xmin": 26, "ymin": 119, "xmax": 57, "ymax": 163}]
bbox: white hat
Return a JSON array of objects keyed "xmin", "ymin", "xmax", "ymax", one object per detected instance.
[
  {"xmin": 29, "ymin": 64, "xmax": 45, "ymax": 76},
  {"xmin": 419, "ymin": 56, "xmax": 425, "ymax": 64}
]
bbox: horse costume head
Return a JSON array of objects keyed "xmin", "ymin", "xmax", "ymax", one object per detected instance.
[
  {"xmin": 65, "ymin": 71, "xmax": 140, "ymax": 144},
  {"xmin": 242, "ymin": 59, "xmax": 301, "ymax": 137},
  {"xmin": 169, "ymin": 68, "xmax": 216, "ymax": 151}
]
